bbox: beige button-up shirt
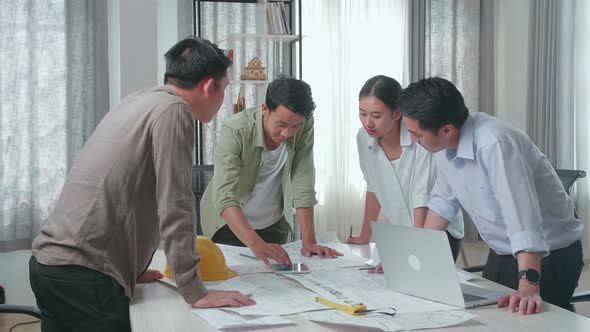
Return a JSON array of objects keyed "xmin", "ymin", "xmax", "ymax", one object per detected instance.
[{"xmin": 32, "ymin": 85, "xmax": 207, "ymax": 304}]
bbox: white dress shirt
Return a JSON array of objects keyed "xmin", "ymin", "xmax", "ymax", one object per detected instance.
[
  {"xmin": 428, "ymin": 112, "xmax": 583, "ymax": 256},
  {"xmin": 357, "ymin": 125, "xmax": 465, "ymax": 239}
]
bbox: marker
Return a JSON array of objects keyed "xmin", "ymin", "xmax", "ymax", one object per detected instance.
[{"xmin": 239, "ymin": 253, "xmax": 258, "ymax": 260}]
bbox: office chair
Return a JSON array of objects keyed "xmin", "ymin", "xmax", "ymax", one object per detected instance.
[
  {"xmin": 0, "ymin": 304, "xmax": 42, "ymax": 319},
  {"xmin": 192, "ymin": 165, "xmax": 215, "ymax": 236},
  {"xmin": 0, "ymin": 271, "xmax": 42, "ymax": 324}
]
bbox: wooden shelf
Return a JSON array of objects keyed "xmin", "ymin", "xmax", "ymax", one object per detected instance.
[
  {"xmin": 217, "ymin": 33, "xmax": 300, "ymax": 45},
  {"xmin": 229, "ymin": 79, "xmax": 271, "ymax": 85}
]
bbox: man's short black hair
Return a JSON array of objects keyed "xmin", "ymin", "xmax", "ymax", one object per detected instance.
[
  {"xmin": 399, "ymin": 77, "xmax": 469, "ymax": 133},
  {"xmin": 265, "ymin": 76, "xmax": 316, "ymax": 119},
  {"xmin": 164, "ymin": 37, "xmax": 232, "ymax": 89}
]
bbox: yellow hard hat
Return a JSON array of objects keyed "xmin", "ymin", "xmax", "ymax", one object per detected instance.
[{"xmin": 163, "ymin": 236, "xmax": 237, "ymax": 281}]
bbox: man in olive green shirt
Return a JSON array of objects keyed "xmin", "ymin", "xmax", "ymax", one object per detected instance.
[
  {"xmin": 201, "ymin": 77, "xmax": 341, "ymax": 264},
  {"xmin": 29, "ymin": 38, "xmax": 254, "ymax": 332}
]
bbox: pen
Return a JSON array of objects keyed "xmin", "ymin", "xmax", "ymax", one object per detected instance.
[
  {"xmin": 349, "ymin": 225, "xmax": 353, "ymax": 239},
  {"xmin": 359, "ymin": 266, "xmax": 376, "ymax": 270},
  {"xmin": 239, "ymin": 253, "xmax": 258, "ymax": 260}
]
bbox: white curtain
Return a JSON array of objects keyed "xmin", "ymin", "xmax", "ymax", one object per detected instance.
[
  {"xmin": 424, "ymin": 0, "xmax": 488, "ymax": 115},
  {"xmin": 0, "ymin": 0, "xmax": 108, "ymax": 251},
  {"xmin": 526, "ymin": 0, "xmax": 575, "ymax": 167},
  {"xmin": 574, "ymin": 0, "xmax": 590, "ymax": 256},
  {"xmin": 301, "ymin": 0, "xmax": 407, "ymax": 240}
]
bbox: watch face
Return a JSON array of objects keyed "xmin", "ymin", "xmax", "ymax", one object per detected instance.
[
  {"xmin": 519, "ymin": 269, "xmax": 541, "ymax": 283},
  {"xmin": 526, "ymin": 269, "xmax": 541, "ymax": 283}
]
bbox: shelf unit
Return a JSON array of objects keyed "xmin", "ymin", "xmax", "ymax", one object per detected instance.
[{"xmin": 193, "ymin": 0, "xmax": 302, "ymax": 165}]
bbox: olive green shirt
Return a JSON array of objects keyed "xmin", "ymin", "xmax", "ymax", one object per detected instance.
[
  {"xmin": 32, "ymin": 86, "xmax": 207, "ymax": 304},
  {"xmin": 200, "ymin": 106, "xmax": 317, "ymax": 238}
]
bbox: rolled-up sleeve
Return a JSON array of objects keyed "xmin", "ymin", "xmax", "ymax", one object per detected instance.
[
  {"xmin": 291, "ymin": 117, "xmax": 318, "ymax": 208},
  {"xmin": 152, "ymin": 104, "xmax": 207, "ymax": 304},
  {"xmin": 480, "ymin": 141, "xmax": 549, "ymax": 257},
  {"xmin": 428, "ymin": 164, "xmax": 461, "ymax": 224},
  {"xmin": 411, "ymin": 146, "xmax": 435, "ymax": 209},
  {"xmin": 212, "ymin": 124, "xmax": 244, "ymax": 215}
]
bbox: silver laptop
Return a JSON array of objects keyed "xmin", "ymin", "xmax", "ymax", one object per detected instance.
[{"xmin": 372, "ymin": 222, "xmax": 506, "ymax": 308}]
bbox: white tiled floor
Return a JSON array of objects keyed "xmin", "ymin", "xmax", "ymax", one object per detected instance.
[{"xmin": 458, "ymin": 241, "xmax": 590, "ymax": 317}]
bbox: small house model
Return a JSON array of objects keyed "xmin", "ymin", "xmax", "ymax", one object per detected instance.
[{"xmin": 241, "ymin": 57, "xmax": 266, "ymax": 80}]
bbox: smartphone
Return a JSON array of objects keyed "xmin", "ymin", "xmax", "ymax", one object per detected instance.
[{"xmin": 271, "ymin": 262, "xmax": 310, "ymax": 274}]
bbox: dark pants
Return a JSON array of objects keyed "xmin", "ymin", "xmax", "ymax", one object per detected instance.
[
  {"xmin": 482, "ymin": 240, "xmax": 584, "ymax": 311},
  {"xmin": 446, "ymin": 231, "xmax": 461, "ymax": 263},
  {"xmin": 29, "ymin": 256, "xmax": 131, "ymax": 332},
  {"xmin": 212, "ymin": 216, "xmax": 290, "ymax": 246}
]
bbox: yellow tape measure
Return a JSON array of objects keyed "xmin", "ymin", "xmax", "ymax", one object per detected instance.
[{"xmin": 315, "ymin": 297, "xmax": 367, "ymax": 316}]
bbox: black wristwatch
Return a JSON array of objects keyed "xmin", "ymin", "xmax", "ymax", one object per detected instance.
[{"xmin": 518, "ymin": 269, "xmax": 541, "ymax": 285}]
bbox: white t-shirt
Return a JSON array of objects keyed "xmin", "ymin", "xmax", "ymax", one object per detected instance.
[
  {"xmin": 356, "ymin": 124, "xmax": 464, "ymax": 239},
  {"xmin": 243, "ymin": 143, "xmax": 288, "ymax": 229}
]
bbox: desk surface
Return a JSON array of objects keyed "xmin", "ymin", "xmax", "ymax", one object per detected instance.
[{"xmin": 130, "ymin": 245, "xmax": 590, "ymax": 332}]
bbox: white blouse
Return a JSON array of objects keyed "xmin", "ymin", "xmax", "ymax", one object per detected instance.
[{"xmin": 356, "ymin": 124, "xmax": 464, "ymax": 239}]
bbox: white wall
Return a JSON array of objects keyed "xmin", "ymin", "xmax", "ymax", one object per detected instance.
[
  {"xmin": 157, "ymin": 0, "xmax": 194, "ymax": 86},
  {"xmin": 493, "ymin": 0, "xmax": 530, "ymax": 131},
  {"xmin": 108, "ymin": 0, "xmax": 192, "ymax": 107}
]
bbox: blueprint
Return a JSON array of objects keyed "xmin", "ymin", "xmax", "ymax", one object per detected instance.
[
  {"xmin": 192, "ymin": 309, "xmax": 294, "ymax": 330},
  {"xmin": 301, "ymin": 309, "xmax": 476, "ymax": 331},
  {"xmin": 286, "ymin": 269, "xmax": 459, "ymax": 314},
  {"xmin": 203, "ymin": 273, "xmax": 327, "ymax": 315},
  {"xmin": 282, "ymin": 241, "xmax": 367, "ymax": 270}
]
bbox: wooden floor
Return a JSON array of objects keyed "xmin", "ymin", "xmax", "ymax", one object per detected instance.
[{"xmin": 0, "ymin": 313, "xmax": 40, "ymax": 332}]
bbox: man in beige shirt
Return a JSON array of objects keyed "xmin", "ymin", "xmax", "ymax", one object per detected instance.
[{"xmin": 29, "ymin": 37, "xmax": 254, "ymax": 332}]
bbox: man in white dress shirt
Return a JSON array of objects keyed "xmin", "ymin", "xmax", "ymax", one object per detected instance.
[{"xmin": 399, "ymin": 77, "xmax": 584, "ymax": 314}]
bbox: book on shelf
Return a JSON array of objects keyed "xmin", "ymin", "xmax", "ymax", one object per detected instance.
[{"xmin": 266, "ymin": 2, "xmax": 290, "ymax": 35}]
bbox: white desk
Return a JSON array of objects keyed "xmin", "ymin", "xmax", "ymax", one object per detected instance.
[{"xmin": 130, "ymin": 245, "xmax": 590, "ymax": 331}]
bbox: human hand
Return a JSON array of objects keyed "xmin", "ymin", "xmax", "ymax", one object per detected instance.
[
  {"xmin": 346, "ymin": 235, "xmax": 370, "ymax": 245},
  {"xmin": 497, "ymin": 282, "xmax": 542, "ymax": 314},
  {"xmin": 137, "ymin": 269, "xmax": 164, "ymax": 283},
  {"xmin": 301, "ymin": 242, "xmax": 343, "ymax": 258},
  {"xmin": 192, "ymin": 290, "xmax": 256, "ymax": 308},
  {"xmin": 367, "ymin": 262, "xmax": 383, "ymax": 274},
  {"xmin": 250, "ymin": 240, "xmax": 291, "ymax": 265}
]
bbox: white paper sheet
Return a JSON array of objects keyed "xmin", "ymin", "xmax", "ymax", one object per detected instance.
[
  {"xmin": 301, "ymin": 309, "xmax": 476, "ymax": 331},
  {"xmin": 192, "ymin": 309, "xmax": 294, "ymax": 330},
  {"xmin": 205, "ymin": 274, "xmax": 327, "ymax": 315},
  {"xmin": 286, "ymin": 268, "xmax": 459, "ymax": 314},
  {"xmin": 282, "ymin": 241, "xmax": 367, "ymax": 270}
]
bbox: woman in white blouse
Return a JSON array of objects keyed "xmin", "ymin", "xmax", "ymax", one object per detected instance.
[{"xmin": 347, "ymin": 75, "xmax": 464, "ymax": 262}]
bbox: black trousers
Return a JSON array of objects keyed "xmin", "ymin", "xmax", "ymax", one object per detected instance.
[
  {"xmin": 446, "ymin": 231, "xmax": 461, "ymax": 263},
  {"xmin": 29, "ymin": 256, "xmax": 131, "ymax": 332},
  {"xmin": 212, "ymin": 216, "xmax": 290, "ymax": 246},
  {"xmin": 482, "ymin": 240, "xmax": 584, "ymax": 311}
]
